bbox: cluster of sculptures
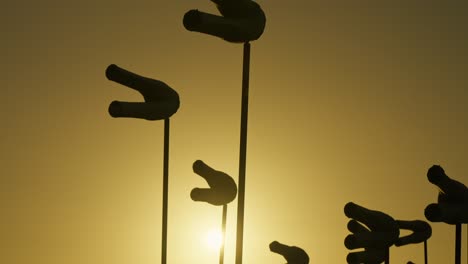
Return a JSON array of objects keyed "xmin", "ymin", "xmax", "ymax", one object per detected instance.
[
  {"xmin": 104, "ymin": 0, "xmax": 467, "ymax": 263},
  {"xmin": 341, "ymin": 166, "xmax": 467, "ymax": 264}
]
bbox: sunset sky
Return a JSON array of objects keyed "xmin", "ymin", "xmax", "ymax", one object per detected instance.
[{"xmin": 3, "ymin": 1, "xmax": 468, "ymax": 264}]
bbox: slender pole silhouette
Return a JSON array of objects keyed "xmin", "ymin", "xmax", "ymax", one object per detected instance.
[
  {"xmin": 385, "ymin": 247, "xmax": 389, "ymax": 264},
  {"xmin": 455, "ymin": 223, "xmax": 461, "ymax": 264},
  {"xmin": 105, "ymin": 64, "xmax": 179, "ymax": 264},
  {"xmin": 235, "ymin": 42, "xmax": 250, "ymax": 264},
  {"xmin": 162, "ymin": 118, "xmax": 169, "ymax": 264},
  {"xmin": 220, "ymin": 204, "xmax": 227, "ymax": 264},
  {"xmin": 424, "ymin": 239, "xmax": 428, "ymax": 264}
]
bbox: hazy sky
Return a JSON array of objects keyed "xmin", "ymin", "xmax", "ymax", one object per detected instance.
[{"xmin": 2, "ymin": 1, "xmax": 468, "ymax": 264}]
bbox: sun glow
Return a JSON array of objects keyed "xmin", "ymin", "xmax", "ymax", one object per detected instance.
[{"xmin": 204, "ymin": 228, "xmax": 224, "ymax": 250}]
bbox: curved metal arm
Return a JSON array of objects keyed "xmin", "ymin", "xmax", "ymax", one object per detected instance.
[{"xmin": 395, "ymin": 220, "xmax": 432, "ymax": 246}]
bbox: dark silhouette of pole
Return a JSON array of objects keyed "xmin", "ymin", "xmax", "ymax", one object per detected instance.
[
  {"xmin": 424, "ymin": 240, "xmax": 428, "ymax": 264},
  {"xmin": 161, "ymin": 118, "xmax": 170, "ymax": 264},
  {"xmin": 235, "ymin": 42, "xmax": 250, "ymax": 264},
  {"xmin": 220, "ymin": 204, "xmax": 227, "ymax": 264},
  {"xmin": 385, "ymin": 247, "xmax": 389, "ymax": 264},
  {"xmin": 455, "ymin": 223, "xmax": 461, "ymax": 264}
]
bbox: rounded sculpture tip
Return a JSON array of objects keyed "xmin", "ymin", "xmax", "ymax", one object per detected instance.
[
  {"xmin": 424, "ymin": 203, "xmax": 442, "ymax": 222},
  {"xmin": 269, "ymin": 241, "xmax": 280, "ymax": 251},
  {"xmin": 105, "ymin": 64, "xmax": 119, "ymax": 80},
  {"xmin": 192, "ymin": 159, "xmax": 206, "ymax": 173},
  {"xmin": 344, "ymin": 202, "xmax": 357, "ymax": 218},
  {"xmin": 183, "ymin": 10, "xmax": 202, "ymax": 31},
  {"xmin": 108, "ymin": 101, "xmax": 122, "ymax": 118},
  {"xmin": 190, "ymin": 188, "xmax": 203, "ymax": 202},
  {"xmin": 346, "ymin": 253, "xmax": 358, "ymax": 264},
  {"xmin": 347, "ymin": 219, "xmax": 368, "ymax": 233},
  {"xmin": 427, "ymin": 165, "xmax": 446, "ymax": 184},
  {"xmin": 344, "ymin": 235, "xmax": 358, "ymax": 250}
]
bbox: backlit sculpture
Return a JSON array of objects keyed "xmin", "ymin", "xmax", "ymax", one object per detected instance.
[
  {"xmin": 191, "ymin": 160, "xmax": 237, "ymax": 206},
  {"xmin": 269, "ymin": 241, "xmax": 309, "ymax": 264},
  {"xmin": 106, "ymin": 64, "xmax": 180, "ymax": 120},
  {"xmin": 183, "ymin": 0, "xmax": 266, "ymax": 43},
  {"xmin": 344, "ymin": 202, "xmax": 399, "ymax": 264},
  {"xmin": 425, "ymin": 165, "xmax": 468, "ymax": 224}
]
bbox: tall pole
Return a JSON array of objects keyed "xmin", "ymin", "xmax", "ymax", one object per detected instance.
[
  {"xmin": 424, "ymin": 240, "xmax": 428, "ymax": 264},
  {"xmin": 161, "ymin": 118, "xmax": 170, "ymax": 264},
  {"xmin": 219, "ymin": 205, "xmax": 228, "ymax": 264},
  {"xmin": 235, "ymin": 42, "xmax": 251, "ymax": 264},
  {"xmin": 455, "ymin": 224, "xmax": 461, "ymax": 264},
  {"xmin": 385, "ymin": 247, "xmax": 390, "ymax": 264}
]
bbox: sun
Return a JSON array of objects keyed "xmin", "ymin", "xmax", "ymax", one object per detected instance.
[{"xmin": 204, "ymin": 228, "xmax": 224, "ymax": 250}]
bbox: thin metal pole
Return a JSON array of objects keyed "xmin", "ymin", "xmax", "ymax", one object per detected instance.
[
  {"xmin": 219, "ymin": 205, "xmax": 228, "ymax": 264},
  {"xmin": 455, "ymin": 223, "xmax": 461, "ymax": 264},
  {"xmin": 385, "ymin": 247, "xmax": 389, "ymax": 264},
  {"xmin": 235, "ymin": 42, "xmax": 251, "ymax": 264},
  {"xmin": 424, "ymin": 239, "xmax": 428, "ymax": 264},
  {"xmin": 161, "ymin": 118, "xmax": 170, "ymax": 264}
]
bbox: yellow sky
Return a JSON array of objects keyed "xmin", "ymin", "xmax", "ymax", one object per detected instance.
[{"xmin": 2, "ymin": 1, "xmax": 468, "ymax": 264}]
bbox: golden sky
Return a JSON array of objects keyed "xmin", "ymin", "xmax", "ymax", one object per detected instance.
[{"xmin": 2, "ymin": 1, "xmax": 468, "ymax": 264}]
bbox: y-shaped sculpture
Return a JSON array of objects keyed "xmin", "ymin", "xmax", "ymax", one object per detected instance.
[
  {"xmin": 191, "ymin": 160, "xmax": 237, "ymax": 264},
  {"xmin": 425, "ymin": 165, "xmax": 468, "ymax": 264},
  {"xmin": 106, "ymin": 64, "xmax": 180, "ymax": 264},
  {"xmin": 344, "ymin": 202, "xmax": 400, "ymax": 264},
  {"xmin": 183, "ymin": 0, "xmax": 266, "ymax": 43}
]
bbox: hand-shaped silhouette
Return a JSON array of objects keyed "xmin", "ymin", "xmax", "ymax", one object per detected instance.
[
  {"xmin": 269, "ymin": 241, "xmax": 309, "ymax": 264},
  {"xmin": 427, "ymin": 165, "xmax": 468, "ymax": 203},
  {"xmin": 425, "ymin": 165, "xmax": 468, "ymax": 224},
  {"xmin": 190, "ymin": 160, "xmax": 237, "ymax": 206},
  {"xmin": 183, "ymin": 0, "xmax": 266, "ymax": 43},
  {"xmin": 344, "ymin": 202, "xmax": 399, "ymax": 264},
  {"xmin": 395, "ymin": 220, "xmax": 432, "ymax": 246},
  {"xmin": 106, "ymin": 64, "xmax": 180, "ymax": 120}
]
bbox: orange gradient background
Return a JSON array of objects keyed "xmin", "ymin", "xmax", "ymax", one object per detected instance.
[{"xmin": 2, "ymin": 1, "xmax": 468, "ymax": 264}]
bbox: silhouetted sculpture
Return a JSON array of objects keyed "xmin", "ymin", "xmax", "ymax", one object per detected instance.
[
  {"xmin": 191, "ymin": 160, "xmax": 237, "ymax": 206},
  {"xmin": 269, "ymin": 241, "xmax": 309, "ymax": 264},
  {"xmin": 344, "ymin": 202, "xmax": 399, "ymax": 264},
  {"xmin": 425, "ymin": 165, "xmax": 468, "ymax": 224},
  {"xmin": 395, "ymin": 220, "xmax": 432, "ymax": 246},
  {"xmin": 106, "ymin": 64, "xmax": 180, "ymax": 120},
  {"xmin": 183, "ymin": 0, "xmax": 266, "ymax": 42}
]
